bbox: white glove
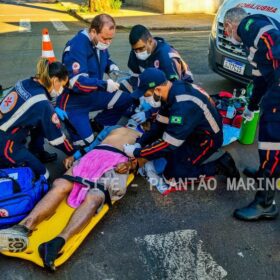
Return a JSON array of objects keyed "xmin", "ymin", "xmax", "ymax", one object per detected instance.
[
  {"xmin": 243, "ymin": 107, "xmax": 254, "ymax": 122},
  {"xmin": 106, "ymin": 79, "xmax": 120, "ymax": 93},
  {"xmin": 131, "ymin": 111, "xmax": 147, "ymax": 123},
  {"xmin": 123, "ymin": 143, "xmax": 141, "ymax": 157},
  {"xmin": 109, "ymin": 64, "xmax": 120, "ymax": 74}
]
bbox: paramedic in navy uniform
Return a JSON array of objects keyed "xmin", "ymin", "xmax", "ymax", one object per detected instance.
[
  {"xmin": 223, "ymin": 7, "xmax": 280, "ymax": 221},
  {"xmin": 120, "ymin": 24, "xmax": 194, "ymax": 124},
  {"xmin": 59, "ymin": 13, "xmax": 133, "ymax": 147},
  {"xmin": 123, "ymin": 68, "xmax": 240, "ymax": 185},
  {"xmin": 0, "ymin": 58, "xmax": 75, "ymax": 179}
]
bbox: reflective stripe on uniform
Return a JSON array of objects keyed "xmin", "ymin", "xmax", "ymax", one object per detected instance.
[
  {"xmin": 73, "ymin": 139, "xmax": 86, "ymax": 146},
  {"xmin": 73, "ymin": 133, "xmax": 94, "ymax": 147},
  {"xmin": 249, "ymin": 61, "xmax": 257, "ymax": 68},
  {"xmin": 69, "ymin": 73, "xmax": 89, "ymax": 88},
  {"xmin": 0, "ymin": 94, "xmax": 48, "ymax": 132},
  {"xmin": 259, "ymin": 142, "xmax": 280, "ymax": 150},
  {"xmin": 252, "ymin": 69, "xmax": 262, "ymax": 76},
  {"xmin": 64, "ymin": 45, "xmax": 70, "ymax": 53},
  {"xmin": 84, "ymin": 134, "xmax": 94, "ymax": 144},
  {"xmin": 168, "ymin": 52, "xmax": 180, "ymax": 59},
  {"xmin": 49, "ymin": 134, "xmax": 66, "ymax": 146},
  {"xmin": 43, "ymin": 169, "xmax": 50, "ymax": 180},
  {"xmin": 175, "ymin": 95, "xmax": 220, "ymax": 134},
  {"xmin": 266, "ymin": 17, "xmax": 278, "ymax": 30},
  {"xmin": 156, "ymin": 114, "xmax": 169, "ymax": 124},
  {"xmin": 254, "ymin": 25, "xmax": 275, "ymax": 48},
  {"xmin": 163, "ymin": 132, "xmax": 184, "ymax": 147},
  {"xmin": 107, "ymin": 90, "xmax": 123, "ymax": 109},
  {"xmin": 248, "ymin": 47, "xmax": 257, "ymax": 66},
  {"xmin": 120, "ymin": 80, "xmax": 133, "ymax": 93}
]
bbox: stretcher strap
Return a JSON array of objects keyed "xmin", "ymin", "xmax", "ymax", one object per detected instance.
[{"xmin": 61, "ymin": 174, "xmax": 112, "ymax": 206}]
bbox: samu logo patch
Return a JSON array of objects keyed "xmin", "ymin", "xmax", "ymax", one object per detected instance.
[
  {"xmin": 170, "ymin": 116, "xmax": 183, "ymax": 124},
  {"xmin": 0, "ymin": 91, "xmax": 18, "ymax": 114},
  {"xmin": 0, "ymin": 208, "xmax": 9, "ymax": 217}
]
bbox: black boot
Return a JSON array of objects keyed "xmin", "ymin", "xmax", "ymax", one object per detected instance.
[
  {"xmin": 215, "ymin": 152, "xmax": 240, "ymax": 180},
  {"xmin": 234, "ymin": 179, "xmax": 279, "ymax": 221},
  {"xmin": 243, "ymin": 167, "xmax": 259, "ymax": 179},
  {"xmin": 35, "ymin": 151, "xmax": 57, "ymax": 163}
]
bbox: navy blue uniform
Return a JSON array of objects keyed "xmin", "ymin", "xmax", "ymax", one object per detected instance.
[
  {"xmin": 120, "ymin": 37, "xmax": 193, "ymax": 119},
  {"xmin": 59, "ymin": 29, "xmax": 133, "ymax": 145},
  {"xmin": 238, "ymin": 15, "xmax": 280, "ymax": 178},
  {"xmin": 0, "ymin": 78, "xmax": 74, "ymax": 177},
  {"xmin": 134, "ymin": 81, "xmax": 223, "ymax": 181}
]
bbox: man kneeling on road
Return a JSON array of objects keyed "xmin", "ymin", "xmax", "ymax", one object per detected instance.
[
  {"xmin": 0, "ymin": 125, "xmax": 143, "ymax": 271},
  {"xmin": 123, "ymin": 68, "xmax": 240, "ymax": 187}
]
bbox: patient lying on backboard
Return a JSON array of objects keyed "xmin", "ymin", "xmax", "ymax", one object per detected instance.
[{"xmin": 0, "ymin": 124, "xmax": 145, "ymax": 271}]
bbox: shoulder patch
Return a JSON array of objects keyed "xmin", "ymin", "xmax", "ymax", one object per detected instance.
[
  {"xmin": 0, "ymin": 91, "xmax": 18, "ymax": 114},
  {"xmin": 72, "ymin": 62, "xmax": 80, "ymax": 74},
  {"xmin": 245, "ymin": 19, "xmax": 254, "ymax": 31},
  {"xmin": 0, "ymin": 208, "xmax": 9, "ymax": 217},
  {"xmin": 51, "ymin": 113, "xmax": 61, "ymax": 128},
  {"xmin": 170, "ymin": 115, "xmax": 183, "ymax": 124},
  {"xmin": 154, "ymin": 60, "xmax": 160, "ymax": 68}
]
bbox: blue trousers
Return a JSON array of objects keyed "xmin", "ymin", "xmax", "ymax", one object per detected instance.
[
  {"xmin": 64, "ymin": 90, "xmax": 133, "ymax": 145},
  {"xmin": 257, "ymin": 82, "xmax": 280, "ymax": 178},
  {"xmin": 163, "ymin": 131, "xmax": 222, "ymax": 181}
]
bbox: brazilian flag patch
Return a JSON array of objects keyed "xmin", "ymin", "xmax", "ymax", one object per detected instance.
[{"xmin": 170, "ymin": 116, "xmax": 183, "ymax": 124}]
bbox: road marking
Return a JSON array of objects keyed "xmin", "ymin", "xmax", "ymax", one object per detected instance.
[
  {"xmin": 19, "ymin": 19, "xmax": 31, "ymax": 32},
  {"xmin": 51, "ymin": 19, "xmax": 69, "ymax": 31},
  {"xmin": 135, "ymin": 229, "xmax": 227, "ymax": 280}
]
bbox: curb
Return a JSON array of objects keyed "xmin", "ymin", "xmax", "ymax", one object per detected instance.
[{"xmin": 67, "ymin": 9, "xmax": 212, "ymax": 31}]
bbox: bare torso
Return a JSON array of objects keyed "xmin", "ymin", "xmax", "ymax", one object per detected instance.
[{"xmin": 101, "ymin": 127, "xmax": 141, "ymax": 151}]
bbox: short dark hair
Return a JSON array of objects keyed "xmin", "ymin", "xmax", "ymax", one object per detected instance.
[
  {"xmin": 129, "ymin": 25, "xmax": 152, "ymax": 45},
  {"xmin": 90, "ymin": 14, "xmax": 116, "ymax": 34}
]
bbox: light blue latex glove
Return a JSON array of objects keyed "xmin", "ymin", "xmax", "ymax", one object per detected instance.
[
  {"xmin": 140, "ymin": 99, "xmax": 152, "ymax": 111},
  {"xmin": 123, "ymin": 143, "xmax": 141, "ymax": 157},
  {"xmin": 55, "ymin": 107, "xmax": 68, "ymax": 121},
  {"xmin": 131, "ymin": 111, "xmax": 147, "ymax": 124}
]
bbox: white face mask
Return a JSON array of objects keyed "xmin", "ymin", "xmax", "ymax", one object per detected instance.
[
  {"xmin": 96, "ymin": 41, "xmax": 110, "ymax": 50},
  {"xmin": 227, "ymin": 25, "xmax": 241, "ymax": 46},
  {"xmin": 229, "ymin": 36, "xmax": 241, "ymax": 46},
  {"xmin": 135, "ymin": 50, "xmax": 151, "ymax": 61},
  {"xmin": 50, "ymin": 85, "xmax": 64, "ymax": 98},
  {"xmin": 144, "ymin": 95, "xmax": 161, "ymax": 108}
]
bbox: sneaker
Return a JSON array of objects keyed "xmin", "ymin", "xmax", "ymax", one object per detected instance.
[{"xmin": 0, "ymin": 225, "xmax": 30, "ymax": 252}]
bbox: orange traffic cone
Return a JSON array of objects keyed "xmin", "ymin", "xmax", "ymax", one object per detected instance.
[{"xmin": 42, "ymin": 28, "xmax": 56, "ymax": 62}]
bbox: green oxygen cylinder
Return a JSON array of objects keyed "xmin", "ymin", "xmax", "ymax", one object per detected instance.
[{"xmin": 239, "ymin": 83, "xmax": 260, "ymax": 145}]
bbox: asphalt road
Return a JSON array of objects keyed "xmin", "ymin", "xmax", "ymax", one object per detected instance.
[{"xmin": 0, "ymin": 1, "xmax": 279, "ymax": 280}]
